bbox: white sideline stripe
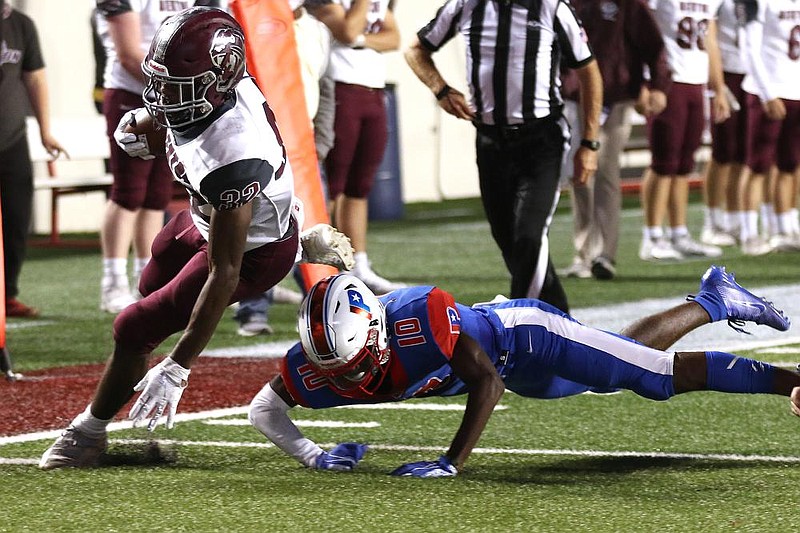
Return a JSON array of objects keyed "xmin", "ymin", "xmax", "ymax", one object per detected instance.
[
  {"xmin": 201, "ymin": 340, "xmax": 295, "ymax": 358},
  {"xmin": 6, "ymin": 440, "xmax": 800, "ymax": 466},
  {"xmin": 6, "ymin": 320, "xmax": 53, "ymax": 330},
  {"xmin": 335, "ymin": 403, "xmax": 507, "ymax": 411},
  {"xmin": 205, "ymin": 419, "xmax": 381, "ymax": 428},
  {"xmin": 0, "ymin": 458, "xmax": 39, "ymax": 465},
  {"xmin": 757, "ymin": 347, "xmax": 800, "ymax": 355},
  {"xmin": 0, "ymin": 406, "xmax": 250, "ymax": 446}
]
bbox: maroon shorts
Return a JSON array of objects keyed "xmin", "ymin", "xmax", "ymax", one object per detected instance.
[
  {"xmin": 113, "ymin": 210, "xmax": 298, "ymax": 353},
  {"xmin": 104, "ymin": 88, "xmax": 173, "ymax": 210},
  {"xmin": 711, "ymin": 72, "xmax": 747, "ymax": 164},
  {"xmin": 745, "ymin": 93, "xmax": 800, "ymax": 174},
  {"xmin": 324, "ymin": 82, "xmax": 388, "ymax": 199},
  {"xmin": 647, "ymin": 82, "xmax": 706, "ymax": 176}
]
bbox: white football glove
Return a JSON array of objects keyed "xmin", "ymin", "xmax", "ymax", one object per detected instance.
[
  {"xmin": 113, "ymin": 108, "xmax": 155, "ymax": 160},
  {"xmin": 128, "ymin": 357, "xmax": 191, "ymax": 431},
  {"xmin": 300, "ymin": 223, "xmax": 355, "ymax": 270}
]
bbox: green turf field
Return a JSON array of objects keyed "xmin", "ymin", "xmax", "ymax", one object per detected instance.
[{"xmin": 2, "ymin": 196, "xmax": 800, "ymax": 532}]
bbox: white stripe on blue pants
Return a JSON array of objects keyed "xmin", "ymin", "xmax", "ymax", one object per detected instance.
[{"xmin": 490, "ymin": 301, "xmax": 676, "ymax": 401}]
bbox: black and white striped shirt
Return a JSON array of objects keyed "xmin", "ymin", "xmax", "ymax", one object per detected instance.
[{"xmin": 417, "ymin": 0, "xmax": 593, "ymax": 126}]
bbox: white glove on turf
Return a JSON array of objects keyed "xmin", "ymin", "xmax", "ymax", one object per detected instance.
[
  {"xmin": 113, "ymin": 108, "xmax": 155, "ymax": 160},
  {"xmin": 300, "ymin": 223, "xmax": 355, "ymax": 270},
  {"xmin": 129, "ymin": 357, "xmax": 191, "ymax": 431}
]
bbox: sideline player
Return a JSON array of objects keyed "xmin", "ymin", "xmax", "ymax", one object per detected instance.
[
  {"xmin": 249, "ymin": 266, "xmax": 794, "ymax": 477},
  {"xmin": 39, "ymin": 7, "xmax": 352, "ymax": 470},
  {"xmin": 638, "ymin": 0, "xmax": 730, "ymax": 261},
  {"xmin": 738, "ymin": 0, "xmax": 800, "ymax": 253}
]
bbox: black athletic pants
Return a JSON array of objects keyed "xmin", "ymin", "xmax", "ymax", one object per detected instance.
[
  {"xmin": 0, "ymin": 135, "xmax": 34, "ymax": 300},
  {"xmin": 475, "ymin": 116, "xmax": 569, "ymax": 313}
]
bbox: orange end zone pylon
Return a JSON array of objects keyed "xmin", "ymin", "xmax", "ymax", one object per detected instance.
[{"xmin": 230, "ymin": 0, "xmax": 338, "ymax": 291}]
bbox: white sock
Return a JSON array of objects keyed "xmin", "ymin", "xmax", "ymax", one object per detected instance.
[
  {"xmin": 761, "ymin": 203, "xmax": 776, "ymax": 236},
  {"xmin": 703, "ymin": 207, "xmax": 713, "ymax": 229},
  {"xmin": 643, "ymin": 226, "xmax": 663, "ymax": 240},
  {"xmin": 740, "ymin": 211, "xmax": 759, "ymax": 241},
  {"xmin": 710, "ymin": 208, "xmax": 725, "ymax": 230},
  {"xmin": 725, "ymin": 211, "xmax": 740, "ymax": 233},
  {"xmin": 102, "ymin": 258, "xmax": 128, "ymax": 287},
  {"xmin": 669, "ymin": 226, "xmax": 689, "ymax": 240},
  {"xmin": 70, "ymin": 405, "xmax": 111, "ymax": 438},
  {"xmin": 354, "ymin": 251, "xmax": 369, "ymax": 271},
  {"xmin": 790, "ymin": 209, "xmax": 800, "ymax": 234}
]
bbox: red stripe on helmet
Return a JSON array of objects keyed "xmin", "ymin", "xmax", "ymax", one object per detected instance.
[{"xmin": 308, "ymin": 276, "xmax": 334, "ymax": 357}]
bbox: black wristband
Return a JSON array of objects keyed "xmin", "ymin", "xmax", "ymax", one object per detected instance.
[
  {"xmin": 435, "ymin": 85, "xmax": 451, "ymax": 100},
  {"xmin": 580, "ymin": 138, "xmax": 601, "ymax": 151}
]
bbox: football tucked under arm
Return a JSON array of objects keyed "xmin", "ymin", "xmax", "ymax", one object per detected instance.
[
  {"xmin": 300, "ymin": 224, "xmax": 355, "ymax": 270},
  {"xmin": 114, "ymin": 107, "xmax": 167, "ymax": 159}
]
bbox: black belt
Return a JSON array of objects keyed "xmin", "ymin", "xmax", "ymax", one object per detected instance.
[{"xmin": 474, "ymin": 121, "xmax": 540, "ymax": 140}]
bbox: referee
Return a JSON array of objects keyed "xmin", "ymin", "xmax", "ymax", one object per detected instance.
[{"xmin": 405, "ymin": 0, "xmax": 602, "ymax": 312}]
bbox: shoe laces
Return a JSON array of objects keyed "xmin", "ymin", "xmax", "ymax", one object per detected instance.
[
  {"xmin": 686, "ymin": 293, "xmax": 751, "ymax": 335},
  {"xmin": 686, "ymin": 293, "xmax": 787, "ymax": 334}
]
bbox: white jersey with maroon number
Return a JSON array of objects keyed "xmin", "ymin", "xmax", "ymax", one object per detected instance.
[
  {"xmin": 649, "ymin": 0, "xmax": 723, "ymax": 84},
  {"xmin": 740, "ymin": 0, "xmax": 800, "ymax": 101},
  {"xmin": 166, "ymin": 77, "xmax": 295, "ymax": 252}
]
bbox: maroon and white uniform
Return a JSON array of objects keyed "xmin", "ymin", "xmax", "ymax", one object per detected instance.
[
  {"xmin": 739, "ymin": 0, "xmax": 800, "ymax": 174},
  {"xmin": 711, "ymin": 0, "xmax": 748, "ymax": 164},
  {"xmin": 166, "ymin": 77, "xmax": 295, "ymax": 251},
  {"xmin": 114, "ymin": 77, "xmax": 299, "ymax": 353},
  {"xmin": 647, "ymin": 0, "xmax": 722, "ymax": 175},
  {"xmin": 740, "ymin": 0, "xmax": 800, "ymax": 103},
  {"xmin": 95, "ymin": 0, "xmax": 218, "ymax": 210},
  {"xmin": 650, "ymin": 0, "xmax": 723, "ymax": 84},
  {"xmin": 325, "ymin": 0, "xmax": 392, "ymax": 200}
]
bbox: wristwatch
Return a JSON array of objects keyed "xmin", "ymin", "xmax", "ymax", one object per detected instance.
[{"xmin": 580, "ymin": 138, "xmax": 601, "ymax": 151}]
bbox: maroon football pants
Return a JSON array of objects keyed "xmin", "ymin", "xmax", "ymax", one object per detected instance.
[{"xmin": 113, "ymin": 210, "xmax": 298, "ymax": 353}]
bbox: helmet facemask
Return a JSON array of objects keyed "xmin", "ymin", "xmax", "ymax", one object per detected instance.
[
  {"xmin": 142, "ymin": 64, "xmax": 218, "ymax": 128},
  {"xmin": 299, "ymin": 275, "xmax": 390, "ymax": 398},
  {"xmin": 141, "ymin": 9, "xmax": 246, "ymax": 129},
  {"xmin": 319, "ymin": 324, "xmax": 390, "ymax": 398}
]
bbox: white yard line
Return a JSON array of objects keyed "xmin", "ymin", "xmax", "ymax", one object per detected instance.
[
  {"xmin": 6, "ymin": 439, "xmax": 800, "ymax": 466},
  {"xmin": 4, "ymin": 400, "xmax": 800, "ymax": 466},
  {"xmin": 206, "ymin": 419, "xmax": 381, "ymax": 428}
]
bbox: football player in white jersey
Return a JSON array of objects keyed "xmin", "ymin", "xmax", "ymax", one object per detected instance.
[
  {"xmin": 639, "ymin": 0, "xmax": 730, "ymax": 261},
  {"xmin": 95, "ymin": 0, "xmax": 221, "ymax": 314},
  {"xmin": 40, "ymin": 7, "xmax": 352, "ymax": 470},
  {"xmin": 700, "ymin": 0, "xmax": 749, "ymax": 249},
  {"xmin": 738, "ymin": 0, "xmax": 800, "ymax": 253}
]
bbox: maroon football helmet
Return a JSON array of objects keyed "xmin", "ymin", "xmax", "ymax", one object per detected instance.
[{"xmin": 142, "ymin": 7, "xmax": 246, "ymax": 128}]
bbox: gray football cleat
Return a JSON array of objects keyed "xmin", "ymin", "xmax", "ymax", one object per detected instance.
[{"xmin": 39, "ymin": 427, "xmax": 108, "ymax": 470}]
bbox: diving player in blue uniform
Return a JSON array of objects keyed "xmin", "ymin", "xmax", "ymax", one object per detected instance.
[{"xmin": 249, "ymin": 266, "xmax": 797, "ymax": 477}]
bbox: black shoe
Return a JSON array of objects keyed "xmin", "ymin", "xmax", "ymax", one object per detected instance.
[{"xmin": 590, "ymin": 256, "xmax": 616, "ymax": 280}]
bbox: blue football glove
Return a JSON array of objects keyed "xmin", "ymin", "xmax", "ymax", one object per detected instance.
[
  {"xmin": 314, "ymin": 442, "xmax": 369, "ymax": 471},
  {"xmin": 390, "ymin": 456, "xmax": 458, "ymax": 478}
]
